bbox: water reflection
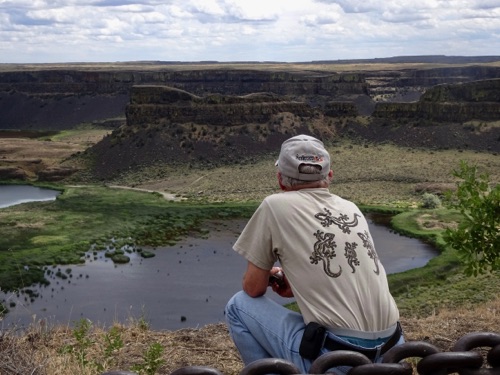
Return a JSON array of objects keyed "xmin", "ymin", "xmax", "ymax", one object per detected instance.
[{"xmin": 0, "ymin": 215, "xmax": 438, "ymax": 331}]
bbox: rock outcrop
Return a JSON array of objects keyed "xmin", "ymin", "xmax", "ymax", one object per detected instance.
[
  {"xmin": 0, "ymin": 68, "xmax": 369, "ymax": 130},
  {"xmin": 37, "ymin": 167, "xmax": 79, "ymax": 182},
  {"xmin": 0, "ymin": 69, "xmax": 368, "ymax": 97},
  {"xmin": 372, "ymin": 79, "xmax": 500, "ymax": 122},
  {"xmin": 126, "ymin": 86, "xmax": 318, "ymax": 127},
  {"xmin": 0, "ymin": 166, "xmax": 28, "ymax": 180},
  {"xmin": 2, "ymin": 62, "xmax": 500, "ymax": 130}
]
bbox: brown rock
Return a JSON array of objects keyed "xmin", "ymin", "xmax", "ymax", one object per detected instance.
[{"xmin": 0, "ymin": 166, "xmax": 28, "ymax": 180}]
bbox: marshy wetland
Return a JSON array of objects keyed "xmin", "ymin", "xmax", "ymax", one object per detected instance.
[{"xmin": 0, "ymin": 188, "xmax": 438, "ymax": 330}]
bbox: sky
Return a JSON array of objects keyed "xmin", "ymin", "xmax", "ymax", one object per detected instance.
[{"xmin": 0, "ymin": 0, "xmax": 499, "ymax": 64}]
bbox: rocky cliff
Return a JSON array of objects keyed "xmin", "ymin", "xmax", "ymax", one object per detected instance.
[
  {"xmin": 125, "ymin": 86, "xmax": 358, "ymax": 127},
  {"xmin": 372, "ymin": 79, "xmax": 500, "ymax": 122},
  {"xmin": 1, "ymin": 60, "xmax": 500, "ymax": 181},
  {"xmin": 0, "ymin": 69, "xmax": 368, "ymax": 97},
  {"xmin": 88, "ymin": 86, "xmax": 332, "ymax": 179},
  {"xmin": 0, "ymin": 68, "xmax": 368, "ymax": 130},
  {"xmin": 82, "ymin": 75, "xmax": 500, "ymax": 180},
  {"xmin": 2, "ymin": 62, "xmax": 500, "ymax": 130}
]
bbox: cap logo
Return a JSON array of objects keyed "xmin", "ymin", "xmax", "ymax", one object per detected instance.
[{"xmin": 296, "ymin": 154, "xmax": 324, "ymax": 163}]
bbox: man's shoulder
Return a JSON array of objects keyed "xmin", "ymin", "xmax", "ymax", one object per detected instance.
[
  {"xmin": 262, "ymin": 192, "xmax": 290, "ymax": 204},
  {"xmin": 263, "ymin": 189, "xmax": 340, "ymax": 203}
]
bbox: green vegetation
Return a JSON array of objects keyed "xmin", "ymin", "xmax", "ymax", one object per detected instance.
[
  {"xmin": 0, "ymin": 185, "xmax": 257, "ymax": 293},
  {"xmin": 386, "ymin": 207, "xmax": 499, "ymax": 316},
  {"xmin": 61, "ymin": 317, "xmax": 160, "ymax": 373},
  {"xmin": 39, "ymin": 127, "xmax": 111, "ymax": 142},
  {"xmin": 443, "ymin": 161, "xmax": 500, "ymax": 276},
  {"xmin": 420, "ymin": 193, "xmax": 442, "ymax": 209},
  {"xmin": 131, "ymin": 342, "xmax": 166, "ymax": 375},
  {"xmin": 1, "ymin": 158, "xmax": 500, "ymax": 321},
  {"xmin": 62, "ymin": 318, "xmax": 95, "ymax": 368}
]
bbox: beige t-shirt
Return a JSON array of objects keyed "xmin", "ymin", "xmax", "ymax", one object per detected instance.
[{"xmin": 233, "ymin": 188, "xmax": 400, "ymax": 333}]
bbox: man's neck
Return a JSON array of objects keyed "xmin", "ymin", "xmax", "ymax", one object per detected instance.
[{"xmin": 284, "ymin": 181, "xmax": 329, "ymax": 191}]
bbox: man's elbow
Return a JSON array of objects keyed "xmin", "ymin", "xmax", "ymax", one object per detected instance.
[{"xmin": 243, "ymin": 284, "xmax": 266, "ymax": 298}]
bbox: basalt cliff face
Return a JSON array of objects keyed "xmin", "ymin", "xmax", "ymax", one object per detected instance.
[
  {"xmin": 0, "ymin": 68, "xmax": 367, "ymax": 130},
  {"xmin": 126, "ymin": 86, "xmax": 358, "ymax": 127},
  {"xmin": 342, "ymin": 78, "xmax": 500, "ymax": 153},
  {"xmin": 373, "ymin": 79, "xmax": 500, "ymax": 122},
  {"xmin": 1, "ymin": 63, "xmax": 500, "ymax": 130},
  {"xmin": 0, "ymin": 59, "xmax": 499, "ymax": 180},
  {"xmin": 87, "ymin": 76, "xmax": 500, "ymax": 180}
]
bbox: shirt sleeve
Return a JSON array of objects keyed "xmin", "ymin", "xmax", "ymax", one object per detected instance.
[{"xmin": 232, "ymin": 199, "xmax": 278, "ymax": 270}]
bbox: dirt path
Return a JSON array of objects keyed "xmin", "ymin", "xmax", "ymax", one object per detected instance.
[{"xmin": 107, "ymin": 185, "xmax": 185, "ymax": 201}]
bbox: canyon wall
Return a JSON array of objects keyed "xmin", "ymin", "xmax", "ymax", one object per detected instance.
[
  {"xmin": 2, "ymin": 64, "xmax": 500, "ymax": 130},
  {"xmin": 125, "ymin": 86, "xmax": 358, "ymax": 127},
  {"xmin": 372, "ymin": 79, "xmax": 500, "ymax": 122},
  {"xmin": 1, "ymin": 60, "xmax": 499, "ymax": 180}
]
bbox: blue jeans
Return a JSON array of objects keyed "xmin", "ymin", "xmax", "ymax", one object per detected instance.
[{"xmin": 225, "ymin": 291, "xmax": 404, "ymax": 375}]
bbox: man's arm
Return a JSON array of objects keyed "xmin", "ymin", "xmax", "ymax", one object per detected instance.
[{"xmin": 242, "ymin": 261, "xmax": 270, "ymax": 297}]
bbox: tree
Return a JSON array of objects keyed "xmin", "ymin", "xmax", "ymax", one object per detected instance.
[{"xmin": 444, "ymin": 160, "xmax": 500, "ymax": 276}]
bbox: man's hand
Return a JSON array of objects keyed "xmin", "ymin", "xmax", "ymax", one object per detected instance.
[{"xmin": 269, "ymin": 267, "xmax": 294, "ymax": 298}]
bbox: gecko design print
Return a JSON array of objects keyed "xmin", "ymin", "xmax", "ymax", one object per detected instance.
[
  {"xmin": 310, "ymin": 209, "xmax": 378, "ymax": 278},
  {"xmin": 357, "ymin": 230, "xmax": 380, "ymax": 275},
  {"xmin": 344, "ymin": 242, "xmax": 360, "ymax": 273},
  {"xmin": 310, "ymin": 230, "xmax": 342, "ymax": 277},
  {"xmin": 314, "ymin": 208, "xmax": 361, "ymax": 234}
]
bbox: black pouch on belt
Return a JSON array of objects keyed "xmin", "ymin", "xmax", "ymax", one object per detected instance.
[{"xmin": 299, "ymin": 322, "xmax": 327, "ymax": 360}]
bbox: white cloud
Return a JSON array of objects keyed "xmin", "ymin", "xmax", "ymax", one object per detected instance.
[
  {"xmin": 470, "ymin": 0, "xmax": 500, "ymax": 10},
  {"xmin": 0, "ymin": 0, "xmax": 498, "ymax": 63},
  {"xmin": 302, "ymin": 12, "xmax": 341, "ymax": 27}
]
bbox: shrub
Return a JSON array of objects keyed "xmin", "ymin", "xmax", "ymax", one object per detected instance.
[
  {"xmin": 444, "ymin": 161, "xmax": 500, "ymax": 275},
  {"xmin": 421, "ymin": 193, "xmax": 442, "ymax": 209}
]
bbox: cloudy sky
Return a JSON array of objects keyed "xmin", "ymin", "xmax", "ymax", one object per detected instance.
[{"xmin": 1, "ymin": 0, "xmax": 499, "ymax": 63}]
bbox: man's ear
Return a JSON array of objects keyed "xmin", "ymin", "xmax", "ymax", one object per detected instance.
[
  {"xmin": 277, "ymin": 172, "xmax": 287, "ymax": 191},
  {"xmin": 328, "ymin": 169, "xmax": 334, "ymax": 181}
]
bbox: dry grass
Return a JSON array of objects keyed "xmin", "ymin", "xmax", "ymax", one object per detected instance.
[
  {"xmin": 0, "ymin": 130, "xmax": 109, "ymax": 178},
  {"xmin": 1, "ymin": 297, "xmax": 499, "ymax": 375},
  {"xmin": 402, "ymin": 297, "xmax": 500, "ymax": 346},
  {"xmin": 0, "ymin": 138, "xmax": 81, "ymax": 178},
  {"xmin": 0, "ymin": 319, "xmax": 242, "ymax": 375},
  {"xmin": 2, "ymin": 61, "xmax": 500, "ymax": 73},
  {"xmin": 131, "ymin": 141, "xmax": 500, "ymax": 206}
]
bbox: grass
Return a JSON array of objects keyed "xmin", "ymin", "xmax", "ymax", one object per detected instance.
[
  {"xmin": 112, "ymin": 140, "xmax": 500, "ymax": 206},
  {"xmin": 386, "ymin": 208, "xmax": 500, "ymax": 317},
  {"xmin": 2, "ymin": 60, "xmax": 500, "ymax": 73},
  {"xmin": 0, "ymin": 185, "xmax": 257, "ymax": 292},
  {"xmin": 39, "ymin": 127, "xmax": 111, "ymax": 144}
]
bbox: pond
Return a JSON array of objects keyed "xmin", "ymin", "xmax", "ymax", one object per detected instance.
[
  {"xmin": 0, "ymin": 213, "xmax": 438, "ymax": 331},
  {"xmin": 0, "ymin": 185, "xmax": 60, "ymax": 208}
]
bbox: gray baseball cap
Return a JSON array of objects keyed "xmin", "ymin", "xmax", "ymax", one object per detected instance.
[{"xmin": 276, "ymin": 134, "xmax": 330, "ymax": 181}]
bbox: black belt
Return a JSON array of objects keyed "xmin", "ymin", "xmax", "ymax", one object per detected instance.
[{"xmin": 323, "ymin": 322, "xmax": 403, "ymax": 361}]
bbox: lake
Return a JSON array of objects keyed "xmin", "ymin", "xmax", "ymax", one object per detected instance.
[
  {"xmin": 0, "ymin": 185, "xmax": 60, "ymax": 208},
  {"xmin": 0, "ymin": 207, "xmax": 438, "ymax": 331}
]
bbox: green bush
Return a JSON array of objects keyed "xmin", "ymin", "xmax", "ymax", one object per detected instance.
[
  {"xmin": 444, "ymin": 161, "xmax": 500, "ymax": 275},
  {"xmin": 421, "ymin": 193, "xmax": 442, "ymax": 209}
]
